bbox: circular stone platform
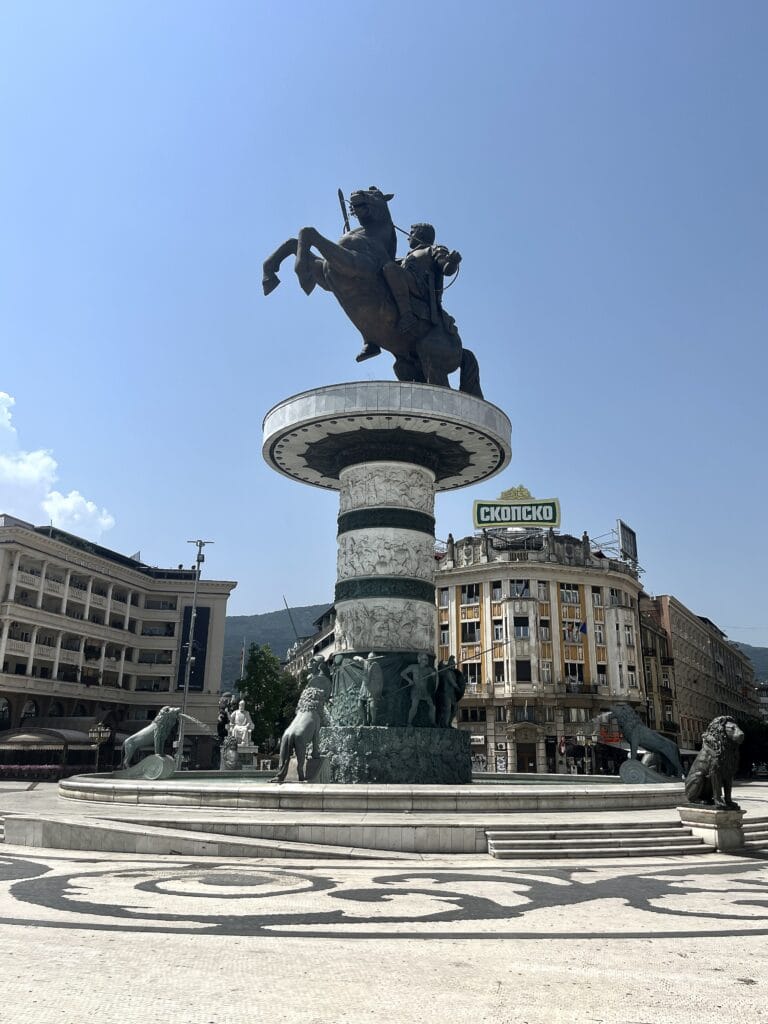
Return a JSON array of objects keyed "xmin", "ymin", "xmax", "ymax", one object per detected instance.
[{"xmin": 262, "ymin": 381, "xmax": 512, "ymax": 491}]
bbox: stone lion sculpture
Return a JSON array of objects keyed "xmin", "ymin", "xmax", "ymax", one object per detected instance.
[
  {"xmin": 602, "ymin": 704, "xmax": 683, "ymax": 778},
  {"xmin": 120, "ymin": 706, "xmax": 207, "ymax": 768},
  {"xmin": 270, "ymin": 686, "xmax": 328, "ymax": 783},
  {"xmin": 685, "ymin": 715, "xmax": 744, "ymax": 810}
]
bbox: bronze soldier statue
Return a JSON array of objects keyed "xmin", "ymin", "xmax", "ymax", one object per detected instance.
[{"xmin": 357, "ymin": 223, "xmax": 462, "ymax": 363}]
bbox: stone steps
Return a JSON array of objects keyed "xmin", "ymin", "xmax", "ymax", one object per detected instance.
[
  {"xmin": 743, "ymin": 816, "xmax": 768, "ymax": 850},
  {"xmin": 487, "ymin": 822, "xmax": 707, "ymax": 859}
]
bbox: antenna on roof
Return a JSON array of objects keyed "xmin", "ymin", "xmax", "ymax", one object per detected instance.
[{"xmin": 283, "ymin": 596, "xmax": 301, "ymax": 643}]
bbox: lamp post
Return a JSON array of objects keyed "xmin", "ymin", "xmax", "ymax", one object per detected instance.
[
  {"xmin": 175, "ymin": 539, "xmax": 213, "ymax": 770},
  {"xmin": 88, "ymin": 722, "xmax": 111, "ymax": 773}
]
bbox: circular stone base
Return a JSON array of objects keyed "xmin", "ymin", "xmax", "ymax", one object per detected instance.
[
  {"xmin": 317, "ymin": 726, "xmax": 471, "ymax": 785},
  {"xmin": 262, "ymin": 382, "xmax": 512, "ymax": 491}
]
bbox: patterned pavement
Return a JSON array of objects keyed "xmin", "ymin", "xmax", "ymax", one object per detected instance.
[{"xmin": 0, "ymin": 845, "xmax": 766, "ymax": 1023}]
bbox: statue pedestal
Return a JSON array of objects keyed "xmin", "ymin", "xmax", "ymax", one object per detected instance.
[
  {"xmin": 619, "ymin": 759, "xmax": 679, "ymax": 784},
  {"xmin": 236, "ymin": 744, "xmax": 258, "ymax": 769},
  {"xmin": 318, "ymin": 726, "xmax": 471, "ymax": 784},
  {"xmin": 263, "ymin": 382, "xmax": 511, "ymax": 785},
  {"xmin": 678, "ymin": 805, "xmax": 746, "ymax": 851}
]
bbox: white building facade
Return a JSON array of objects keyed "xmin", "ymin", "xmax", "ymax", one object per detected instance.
[{"xmin": 0, "ymin": 514, "xmax": 236, "ymax": 764}]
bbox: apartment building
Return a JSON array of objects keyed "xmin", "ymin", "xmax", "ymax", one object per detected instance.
[
  {"xmin": 435, "ymin": 527, "xmax": 647, "ymax": 773},
  {"xmin": 0, "ymin": 514, "xmax": 236, "ymax": 764},
  {"xmin": 642, "ymin": 595, "xmax": 758, "ymax": 750}
]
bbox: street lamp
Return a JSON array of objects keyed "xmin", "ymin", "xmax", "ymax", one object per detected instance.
[
  {"xmin": 88, "ymin": 722, "xmax": 111, "ymax": 773},
  {"xmin": 175, "ymin": 539, "xmax": 213, "ymax": 770}
]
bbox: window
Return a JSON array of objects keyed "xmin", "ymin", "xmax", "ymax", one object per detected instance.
[
  {"xmin": 461, "ymin": 622, "xmax": 479, "ymax": 644},
  {"xmin": 661, "ymin": 671, "xmax": 671, "ymax": 691},
  {"xmin": 609, "ymin": 588, "xmax": 622, "ymax": 607},
  {"xmin": 537, "ymin": 581, "xmax": 549, "ymax": 601},
  {"xmin": 513, "ymin": 615, "xmax": 529, "ymax": 639},
  {"xmin": 597, "ymin": 666, "xmax": 607, "ymax": 686},
  {"xmin": 594, "ymin": 623, "xmax": 604, "ymax": 644},
  {"xmin": 460, "ymin": 583, "xmax": 480, "ymax": 605},
  {"xmin": 492, "ymin": 619, "xmax": 505, "ymax": 642},
  {"xmin": 562, "ymin": 621, "xmax": 584, "ymax": 643},
  {"xmin": 564, "ymin": 706, "xmax": 589, "ymax": 723},
  {"xmin": 510, "ymin": 579, "xmax": 530, "ymax": 598},
  {"xmin": 628, "ymin": 665, "xmax": 637, "ymax": 689},
  {"xmin": 543, "ymin": 705, "xmax": 555, "ymax": 722},
  {"xmin": 564, "ymin": 662, "xmax": 584, "ymax": 683},
  {"xmin": 541, "ymin": 661, "xmax": 552, "ymax": 684},
  {"xmin": 560, "ymin": 583, "xmax": 580, "ymax": 606},
  {"xmin": 439, "ymin": 626, "xmax": 449, "ymax": 646},
  {"xmin": 460, "ymin": 706, "xmax": 486, "ymax": 722},
  {"xmin": 493, "ymin": 661, "xmax": 505, "ymax": 684},
  {"xmin": 624, "ymin": 624, "xmax": 634, "ymax": 647},
  {"xmin": 464, "ymin": 663, "xmax": 481, "ymax": 688},
  {"xmin": 665, "ymin": 704, "xmax": 674, "ymax": 722},
  {"xmin": 495, "ymin": 705, "xmax": 506, "ymax": 722},
  {"xmin": 515, "ymin": 659, "xmax": 532, "ymax": 682},
  {"xmin": 591, "ymin": 587, "xmax": 603, "ymax": 607},
  {"xmin": 618, "ymin": 664, "xmax": 624, "ymax": 688},
  {"xmin": 438, "ymin": 588, "xmax": 449, "ymax": 608},
  {"xmin": 491, "ymin": 580, "xmax": 503, "ymax": 601}
]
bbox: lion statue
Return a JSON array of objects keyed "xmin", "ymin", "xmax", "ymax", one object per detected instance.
[
  {"xmin": 120, "ymin": 706, "xmax": 208, "ymax": 768},
  {"xmin": 685, "ymin": 715, "xmax": 744, "ymax": 810},
  {"xmin": 270, "ymin": 686, "xmax": 329, "ymax": 783},
  {"xmin": 599, "ymin": 704, "xmax": 683, "ymax": 778}
]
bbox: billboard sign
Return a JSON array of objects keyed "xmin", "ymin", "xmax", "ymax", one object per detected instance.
[
  {"xmin": 474, "ymin": 498, "xmax": 560, "ymax": 528},
  {"xmin": 617, "ymin": 519, "xmax": 638, "ymax": 563}
]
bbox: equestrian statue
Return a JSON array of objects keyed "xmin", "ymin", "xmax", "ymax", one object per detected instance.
[{"xmin": 263, "ymin": 186, "xmax": 483, "ymax": 397}]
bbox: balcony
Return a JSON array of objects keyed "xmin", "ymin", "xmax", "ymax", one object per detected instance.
[{"xmin": 558, "ymin": 681, "xmax": 601, "ymax": 696}]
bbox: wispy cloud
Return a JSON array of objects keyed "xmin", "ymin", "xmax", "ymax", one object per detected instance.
[{"xmin": 0, "ymin": 392, "xmax": 115, "ymax": 538}]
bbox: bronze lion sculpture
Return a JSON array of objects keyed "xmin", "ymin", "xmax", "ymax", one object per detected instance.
[
  {"xmin": 270, "ymin": 686, "xmax": 329, "ymax": 783},
  {"xmin": 599, "ymin": 704, "xmax": 683, "ymax": 777},
  {"xmin": 685, "ymin": 715, "xmax": 744, "ymax": 810},
  {"xmin": 120, "ymin": 706, "xmax": 207, "ymax": 768}
]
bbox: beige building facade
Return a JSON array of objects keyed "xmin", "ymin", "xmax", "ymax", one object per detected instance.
[
  {"xmin": 0, "ymin": 514, "xmax": 236, "ymax": 764},
  {"xmin": 436, "ymin": 528, "xmax": 647, "ymax": 773},
  {"xmin": 642, "ymin": 594, "xmax": 757, "ymax": 750}
]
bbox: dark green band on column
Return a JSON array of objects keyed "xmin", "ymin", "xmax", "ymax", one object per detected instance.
[
  {"xmin": 335, "ymin": 577, "xmax": 436, "ymax": 604},
  {"xmin": 337, "ymin": 508, "xmax": 435, "ymax": 536}
]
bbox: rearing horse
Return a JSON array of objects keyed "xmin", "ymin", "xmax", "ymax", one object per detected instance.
[{"xmin": 262, "ymin": 187, "xmax": 483, "ymax": 396}]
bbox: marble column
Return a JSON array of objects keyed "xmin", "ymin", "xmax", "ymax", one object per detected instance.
[{"xmin": 334, "ymin": 461, "xmax": 437, "ymax": 654}]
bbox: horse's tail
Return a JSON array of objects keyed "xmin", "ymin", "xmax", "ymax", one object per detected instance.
[{"xmin": 459, "ymin": 349, "xmax": 483, "ymax": 398}]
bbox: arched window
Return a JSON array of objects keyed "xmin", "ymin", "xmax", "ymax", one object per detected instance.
[
  {"xmin": 21, "ymin": 699, "xmax": 39, "ymax": 721},
  {"xmin": 48, "ymin": 701, "xmax": 64, "ymax": 717},
  {"xmin": 73, "ymin": 703, "xmax": 87, "ymax": 716}
]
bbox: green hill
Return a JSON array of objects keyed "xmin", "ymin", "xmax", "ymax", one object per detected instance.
[
  {"xmin": 221, "ymin": 603, "xmax": 329, "ymax": 689},
  {"xmin": 735, "ymin": 643, "xmax": 768, "ymax": 682}
]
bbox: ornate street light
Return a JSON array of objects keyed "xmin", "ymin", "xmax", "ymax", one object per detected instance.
[
  {"xmin": 176, "ymin": 539, "xmax": 214, "ymax": 769},
  {"xmin": 88, "ymin": 722, "xmax": 111, "ymax": 773}
]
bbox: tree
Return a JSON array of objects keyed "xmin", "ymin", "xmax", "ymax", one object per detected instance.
[{"xmin": 236, "ymin": 644, "xmax": 285, "ymax": 748}]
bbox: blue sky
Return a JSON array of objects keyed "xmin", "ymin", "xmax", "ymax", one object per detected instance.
[{"xmin": 2, "ymin": 2, "xmax": 767, "ymax": 646}]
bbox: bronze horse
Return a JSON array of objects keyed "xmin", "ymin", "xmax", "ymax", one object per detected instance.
[{"xmin": 262, "ymin": 187, "xmax": 482, "ymax": 396}]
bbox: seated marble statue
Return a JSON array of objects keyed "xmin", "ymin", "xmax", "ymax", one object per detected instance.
[{"xmin": 229, "ymin": 700, "xmax": 254, "ymax": 747}]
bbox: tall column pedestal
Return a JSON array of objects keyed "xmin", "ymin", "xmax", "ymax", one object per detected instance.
[{"xmin": 263, "ymin": 382, "xmax": 511, "ymax": 784}]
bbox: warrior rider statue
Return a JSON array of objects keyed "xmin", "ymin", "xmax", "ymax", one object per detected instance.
[{"xmin": 356, "ymin": 223, "xmax": 462, "ymax": 362}]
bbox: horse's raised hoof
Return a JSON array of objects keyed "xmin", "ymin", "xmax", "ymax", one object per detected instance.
[
  {"xmin": 297, "ymin": 273, "xmax": 316, "ymax": 296},
  {"xmin": 262, "ymin": 273, "xmax": 281, "ymax": 296},
  {"xmin": 355, "ymin": 343, "xmax": 381, "ymax": 363}
]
